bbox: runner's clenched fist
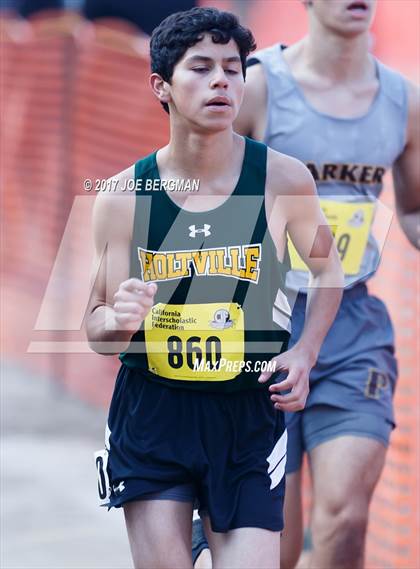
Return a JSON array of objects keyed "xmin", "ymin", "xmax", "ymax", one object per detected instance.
[{"xmin": 113, "ymin": 279, "xmax": 157, "ymax": 331}]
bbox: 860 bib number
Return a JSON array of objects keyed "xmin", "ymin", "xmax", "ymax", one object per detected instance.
[
  {"xmin": 144, "ymin": 303, "xmax": 244, "ymax": 381},
  {"xmin": 167, "ymin": 335, "xmax": 222, "ymax": 370}
]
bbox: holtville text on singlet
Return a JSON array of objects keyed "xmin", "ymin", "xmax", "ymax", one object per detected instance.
[{"xmin": 138, "ymin": 245, "xmax": 261, "ymax": 284}]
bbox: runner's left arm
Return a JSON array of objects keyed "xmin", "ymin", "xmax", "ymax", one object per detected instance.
[
  {"xmin": 393, "ymin": 81, "xmax": 420, "ymax": 249},
  {"xmin": 260, "ymin": 151, "xmax": 344, "ymax": 412}
]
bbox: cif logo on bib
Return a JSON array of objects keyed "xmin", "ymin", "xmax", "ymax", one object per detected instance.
[
  {"xmin": 348, "ymin": 210, "xmax": 365, "ymax": 228},
  {"xmin": 138, "ymin": 245, "xmax": 261, "ymax": 284},
  {"xmin": 210, "ymin": 309, "xmax": 234, "ymax": 329}
]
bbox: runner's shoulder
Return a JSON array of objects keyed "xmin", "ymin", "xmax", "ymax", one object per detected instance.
[
  {"xmin": 107, "ymin": 164, "xmax": 135, "ymax": 195},
  {"xmin": 235, "ymin": 63, "xmax": 267, "ymax": 136},
  {"xmin": 94, "ymin": 164, "xmax": 135, "ymax": 204},
  {"xmin": 93, "ymin": 164, "xmax": 136, "ymax": 239},
  {"xmin": 245, "ymin": 62, "xmax": 266, "ymax": 98},
  {"xmin": 266, "ymin": 147, "xmax": 316, "ymax": 197}
]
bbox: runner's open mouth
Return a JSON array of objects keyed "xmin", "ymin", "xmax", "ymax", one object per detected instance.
[
  {"xmin": 347, "ymin": 2, "xmax": 368, "ymax": 11},
  {"xmin": 206, "ymin": 97, "xmax": 231, "ymax": 107}
]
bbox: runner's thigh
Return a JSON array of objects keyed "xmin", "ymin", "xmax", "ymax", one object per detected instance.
[
  {"xmin": 124, "ymin": 499, "xmax": 193, "ymax": 569},
  {"xmin": 309, "ymin": 435, "xmax": 387, "ymax": 514},
  {"xmin": 202, "ymin": 517, "xmax": 281, "ymax": 569}
]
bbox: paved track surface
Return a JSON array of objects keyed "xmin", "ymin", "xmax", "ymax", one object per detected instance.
[{"xmin": 1, "ymin": 362, "xmax": 132, "ymax": 569}]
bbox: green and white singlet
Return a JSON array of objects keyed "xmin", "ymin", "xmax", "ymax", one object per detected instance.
[{"xmin": 120, "ymin": 137, "xmax": 291, "ymax": 392}]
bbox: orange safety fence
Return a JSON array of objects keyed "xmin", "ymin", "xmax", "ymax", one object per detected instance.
[
  {"xmin": 1, "ymin": 14, "xmax": 168, "ymax": 405},
  {"xmin": 365, "ymin": 182, "xmax": 419, "ymax": 568},
  {"xmin": 1, "ymin": 4, "xmax": 418, "ymax": 568}
]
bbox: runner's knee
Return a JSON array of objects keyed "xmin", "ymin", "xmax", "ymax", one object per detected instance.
[{"xmin": 312, "ymin": 499, "xmax": 369, "ymax": 547}]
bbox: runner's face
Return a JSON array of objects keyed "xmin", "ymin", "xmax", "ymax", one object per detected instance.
[
  {"xmin": 308, "ymin": 0, "xmax": 376, "ymax": 37},
  {"xmin": 168, "ymin": 35, "xmax": 244, "ymax": 132}
]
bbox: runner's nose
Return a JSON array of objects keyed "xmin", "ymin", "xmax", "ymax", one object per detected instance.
[{"xmin": 209, "ymin": 67, "xmax": 228, "ymax": 89}]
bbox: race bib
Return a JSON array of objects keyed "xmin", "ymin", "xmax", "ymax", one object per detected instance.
[
  {"xmin": 289, "ymin": 200, "xmax": 375, "ymax": 275},
  {"xmin": 144, "ymin": 303, "xmax": 244, "ymax": 381},
  {"xmin": 94, "ymin": 449, "xmax": 111, "ymax": 506}
]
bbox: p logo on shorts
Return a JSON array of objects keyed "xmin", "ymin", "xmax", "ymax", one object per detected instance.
[{"xmin": 365, "ymin": 368, "xmax": 389, "ymax": 399}]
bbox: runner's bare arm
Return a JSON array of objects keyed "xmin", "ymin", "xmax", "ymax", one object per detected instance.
[
  {"xmin": 269, "ymin": 151, "xmax": 343, "ymax": 355},
  {"xmin": 260, "ymin": 152, "xmax": 344, "ymax": 411},
  {"xmin": 393, "ymin": 81, "xmax": 420, "ymax": 249},
  {"xmin": 85, "ymin": 166, "xmax": 157, "ymax": 354},
  {"xmin": 234, "ymin": 63, "xmax": 267, "ymax": 140}
]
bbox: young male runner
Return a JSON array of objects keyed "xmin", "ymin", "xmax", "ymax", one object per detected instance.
[
  {"xmin": 193, "ymin": 1, "xmax": 420, "ymax": 568},
  {"xmin": 87, "ymin": 7, "xmax": 343, "ymax": 569}
]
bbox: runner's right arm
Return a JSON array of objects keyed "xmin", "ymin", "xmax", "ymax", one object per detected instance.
[
  {"xmin": 85, "ymin": 166, "xmax": 157, "ymax": 355},
  {"xmin": 393, "ymin": 81, "xmax": 420, "ymax": 249}
]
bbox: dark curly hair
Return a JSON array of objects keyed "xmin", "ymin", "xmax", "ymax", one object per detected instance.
[{"xmin": 150, "ymin": 7, "xmax": 256, "ymax": 113}]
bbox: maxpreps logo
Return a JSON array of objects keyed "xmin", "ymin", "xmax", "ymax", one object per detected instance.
[{"xmin": 138, "ymin": 245, "xmax": 261, "ymax": 284}]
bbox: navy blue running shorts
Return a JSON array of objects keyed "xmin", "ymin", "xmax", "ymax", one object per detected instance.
[
  {"xmin": 285, "ymin": 404, "xmax": 394, "ymax": 473},
  {"xmin": 95, "ymin": 365, "xmax": 287, "ymax": 533},
  {"xmin": 285, "ymin": 283, "xmax": 397, "ymax": 474}
]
